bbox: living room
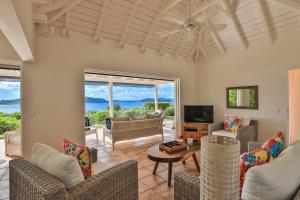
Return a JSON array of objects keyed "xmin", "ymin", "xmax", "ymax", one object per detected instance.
[{"xmin": 1, "ymin": 0, "xmax": 300, "ymax": 199}]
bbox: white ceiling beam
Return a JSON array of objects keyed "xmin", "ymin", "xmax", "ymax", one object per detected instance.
[
  {"xmin": 254, "ymin": 0, "xmax": 273, "ymax": 43},
  {"xmin": 140, "ymin": 2, "xmax": 166, "ymax": 51},
  {"xmin": 205, "ymin": 19, "xmax": 226, "ymax": 55},
  {"xmin": 48, "ymin": 0, "xmax": 83, "ymax": 24},
  {"xmin": 173, "ymin": 37, "xmax": 186, "ymax": 58},
  {"xmin": 33, "ymin": 13, "xmax": 48, "ymax": 24},
  {"xmin": 36, "ymin": 0, "xmax": 70, "ymax": 14},
  {"xmin": 160, "ymin": 0, "xmax": 184, "ymax": 16},
  {"xmin": 62, "ymin": 11, "xmax": 71, "ymax": 37},
  {"xmin": 119, "ymin": 0, "xmax": 142, "ymax": 48},
  {"xmin": 94, "ymin": 0, "xmax": 109, "ymax": 42},
  {"xmin": 187, "ymin": 30, "xmax": 208, "ymax": 60},
  {"xmin": 219, "ymin": 0, "xmax": 247, "ymax": 49},
  {"xmin": 265, "ymin": 0, "xmax": 300, "ymax": 12},
  {"xmin": 0, "ymin": 0, "xmax": 33, "ymax": 61},
  {"xmin": 32, "ymin": 0, "xmax": 48, "ymax": 4},
  {"xmin": 158, "ymin": 36, "xmax": 171, "ymax": 56},
  {"xmin": 191, "ymin": 0, "xmax": 218, "ymax": 17}
]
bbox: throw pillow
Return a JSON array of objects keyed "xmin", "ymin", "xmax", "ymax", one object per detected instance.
[
  {"xmin": 261, "ymin": 131, "xmax": 284, "ymax": 159},
  {"xmin": 131, "ymin": 115, "xmax": 147, "ymax": 120},
  {"xmin": 31, "ymin": 143, "xmax": 84, "ymax": 189},
  {"xmin": 241, "ymin": 141, "xmax": 300, "ymax": 200},
  {"xmin": 240, "ymin": 148, "xmax": 270, "ymax": 189},
  {"xmin": 224, "ymin": 114, "xmax": 241, "ymax": 133},
  {"xmin": 239, "ymin": 131, "xmax": 284, "ymax": 190},
  {"xmin": 62, "ymin": 139, "xmax": 93, "ymax": 178}
]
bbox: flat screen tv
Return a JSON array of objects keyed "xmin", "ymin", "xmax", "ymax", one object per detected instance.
[{"xmin": 184, "ymin": 105, "xmax": 214, "ymax": 123}]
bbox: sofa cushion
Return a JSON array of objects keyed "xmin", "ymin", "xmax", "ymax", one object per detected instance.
[
  {"xmin": 7, "ymin": 133, "xmax": 21, "ymax": 144},
  {"xmin": 241, "ymin": 116, "xmax": 251, "ymax": 127},
  {"xmin": 212, "ymin": 130, "xmax": 237, "ymax": 138},
  {"xmin": 62, "ymin": 139, "xmax": 93, "ymax": 179},
  {"xmin": 224, "ymin": 114, "xmax": 241, "ymax": 133},
  {"xmin": 241, "ymin": 140, "xmax": 300, "ymax": 200},
  {"xmin": 31, "ymin": 143, "xmax": 84, "ymax": 189}
]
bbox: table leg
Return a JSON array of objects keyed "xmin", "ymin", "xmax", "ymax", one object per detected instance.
[
  {"xmin": 153, "ymin": 162, "xmax": 159, "ymax": 175},
  {"xmin": 168, "ymin": 162, "xmax": 172, "ymax": 187},
  {"xmin": 192, "ymin": 153, "xmax": 200, "ymax": 172}
]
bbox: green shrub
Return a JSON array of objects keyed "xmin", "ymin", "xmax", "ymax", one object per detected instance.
[
  {"xmin": 86, "ymin": 110, "xmax": 109, "ymax": 125},
  {"xmin": 144, "ymin": 102, "xmax": 171, "ymax": 111},
  {"xmin": 0, "ymin": 112, "xmax": 21, "ymax": 135},
  {"xmin": 166, "ymin": 106, "xmax": 175, "ymax": 116},
  {"xmin": 113, "ymin": 103, "xmax": 121, "ymax": 111}
]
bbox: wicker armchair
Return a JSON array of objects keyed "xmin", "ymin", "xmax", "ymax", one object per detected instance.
[
  {"xmin": 9, "ymin": 158, "xmax": 138, "ymax": 200},
  {"xmin": 208, "ymin": 120, "xmax": 258, "ymax": 153},
  {"xmin": 174, "ymin": 172, "xmax": 200, "ymax": 200}
]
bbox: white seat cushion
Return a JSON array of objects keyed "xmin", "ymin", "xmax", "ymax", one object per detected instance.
[
  {"xmin": 31, "ymin": 143, "xmax": 84, "ymax": 189},
  {"xmin": 212, "ymin": 130, "xmax": 237, "ymax": 138},
  {"xmin": 241, "ymin": 140, "xmax": 300, "ymax": 200}
]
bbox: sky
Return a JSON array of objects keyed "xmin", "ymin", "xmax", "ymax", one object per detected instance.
[
  {"xmin": 0, "ymin": 80, "xmax": 174, "ymax": 101},
  {"xmin": 0, "ymin": 81, "xmax": 20, "ymax": 100},
  {"xmin": 85, "ymin": 82, "xmax": 175, "ymax": 101}
]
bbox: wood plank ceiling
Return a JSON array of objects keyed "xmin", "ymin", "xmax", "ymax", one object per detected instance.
[{"xmin": 33, "ymin": 0, "xmax": 300, "ymax": 62}]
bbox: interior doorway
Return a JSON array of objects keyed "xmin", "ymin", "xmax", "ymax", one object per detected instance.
[
  {"xmin": 288, "ymin": 68, "xmax": 300, "ymax": 143},
  {"xmin": 84, "ymin": 69, "xmax": 180, "ymax": 146},
  {"xmin": 0, "ymin": 66, "xmax": 21, "ymax": 164}
]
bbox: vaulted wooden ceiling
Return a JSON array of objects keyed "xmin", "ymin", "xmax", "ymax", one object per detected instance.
[{"xmin": 33, "ymin": 0, "xmax": 300, "ymax": 62}]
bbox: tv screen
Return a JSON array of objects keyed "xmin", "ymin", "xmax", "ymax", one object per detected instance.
[{"xmin": 184, "ymin": 105, "xmax": 214, "ymax": 123}]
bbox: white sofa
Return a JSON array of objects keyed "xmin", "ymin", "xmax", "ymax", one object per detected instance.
[{"xmin": 103, "ymin": 117, "xmax": 164, "ymax": 149}]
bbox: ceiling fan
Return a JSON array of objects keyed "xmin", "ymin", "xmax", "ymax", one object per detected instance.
[{"xmin": 157, "ymin": 0, "xmax": 227, "ymax": 41}]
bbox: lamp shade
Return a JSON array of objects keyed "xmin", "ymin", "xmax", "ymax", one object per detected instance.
[{"xmin": 200, "ymin": 135, "xmax": 240, "ymax": 200}]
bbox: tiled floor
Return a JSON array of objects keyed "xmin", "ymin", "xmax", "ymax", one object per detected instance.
[
  {"xmin": 0, "ymin": 128, "xmax": 200, "ymax": 200},
  {"xmin": 86, "ymin": 128, "xmax": 200, "ymax": 200}
]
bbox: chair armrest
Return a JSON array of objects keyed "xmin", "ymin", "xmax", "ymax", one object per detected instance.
[
  {"xmin": 174, "ymin": 172, "xmax": 200, "ymax": 200},
  {"xmin": 237, "ymin": 125, "xmax": 257, "ymax": 153},
  {"xmin": 67, "ymin": 160, "xmax": 138, "ymax": 200},
  {"xmin": 248, "ymin": 141, "xmax": 264, "ymax": 152},
  {"xmin": 208, "ymin": 122, "xmax": 224, "ymax": 135},
  {"xmin": 9, "ymin": 158, "xmax": 67, "ymax": 200},
  {"xmin": 293, "ymin": 187, "xmax": 300, "ymax": 200}
]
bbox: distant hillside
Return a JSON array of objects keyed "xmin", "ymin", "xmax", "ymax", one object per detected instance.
[
  {"xmin": 85, "ymin": 97, "xmax": 108, "ymax": 103},
  {"xmin": 0, "ymin": 99, "xmax": 20, "ymax": 105},
  {"xmin": 139, "ymin": 98, "xmax": 174, "ymax": 102}
]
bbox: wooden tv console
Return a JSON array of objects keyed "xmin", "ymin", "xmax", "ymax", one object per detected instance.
[{"xmin": 181, "ymin": 122, "xmax": 211, "ymax": 140}]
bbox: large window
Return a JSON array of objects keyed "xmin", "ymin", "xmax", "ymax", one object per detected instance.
[
  {"xmin": 158, "ymin": 82, "xmax": 175, "ymax": 129},
  {"xmin": 85, "ymin": 82, "xmax": 109, "ymax": 128},
  {"xmin": 0, "ymin": 68, "xmax": 20, "ymax": 137}
]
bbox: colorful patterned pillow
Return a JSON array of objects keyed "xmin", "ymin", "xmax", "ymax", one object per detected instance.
[
  {"xmin": 240, "ymin": 148, "xmax": 270, "ymax": 189},
  {"xmin": 224, "ymin": 115, "xmax": 241, "ymax": 133},
  {"xmin": 261, "ymin": 131, "xmax": 284, "ymax": 159},
  {"xmin": 62, "ymin": 139, "xmax": 93, "ymax": 178},
  {"xmin": 239, "ymin": 131, "xmax": 284, "ymax": 189}
]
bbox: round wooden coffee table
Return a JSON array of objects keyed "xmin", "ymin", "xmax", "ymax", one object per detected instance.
[{"xmin": 147, "ymin": 142, "xmax": 200, "ymax": 186}]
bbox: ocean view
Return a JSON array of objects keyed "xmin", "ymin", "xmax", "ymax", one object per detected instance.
[{"xmin": 0, "ymin": 101, "xmax": 158, "ymax": 113}]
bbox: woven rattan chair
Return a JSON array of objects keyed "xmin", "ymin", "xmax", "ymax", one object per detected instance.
[
  {"xmin": 208, "ymin": 120, "xmax": 258, "ymax": 153},
  {"xmin": 174, "ymin": 141, "xmax": 300, "ymax": 200},
  {"xmin": 9, "ymin": 158, "xmax": 138, "ymax": 200}
]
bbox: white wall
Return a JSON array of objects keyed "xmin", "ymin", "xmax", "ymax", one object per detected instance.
[
  {"xmin": 21, "ymin": 33, "xmax": 198, "ymax": 157},
  {"xmin": 197, "ymin": 30, "xmax": 300, "ymax": 142}
]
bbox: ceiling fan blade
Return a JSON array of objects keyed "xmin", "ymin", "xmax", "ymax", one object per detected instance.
[
  {"xmin": 157, "ymin": 29, "xmax": 183, "ymax": 37},
  {"xmin": 161, "ymin": 16, "xmax": 185, "ymax": 25}
]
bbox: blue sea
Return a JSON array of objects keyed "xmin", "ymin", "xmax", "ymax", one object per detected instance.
[{"xmin": 0, "ymin": 101, "xmax": 148, "ymax": 113}]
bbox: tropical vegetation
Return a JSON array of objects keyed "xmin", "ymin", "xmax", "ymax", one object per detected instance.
[
  {"xmin": 86, "ymin": 102, "xmax": 175, "ymax": 128},
  {"xmin": 0, "ymin": 112, "xmax": 21, "ymax": 139}
]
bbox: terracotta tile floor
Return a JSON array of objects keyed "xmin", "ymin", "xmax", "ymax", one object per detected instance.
[
  {"xmin": 0, "ymin": 128, "xmax": 200, "ymax": 200},
  {"xmin": 86, "ymin": 128, "xmax": 200, "ymax": 200}
]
